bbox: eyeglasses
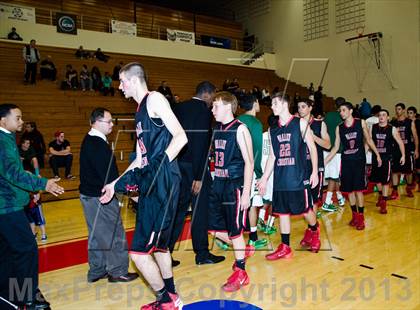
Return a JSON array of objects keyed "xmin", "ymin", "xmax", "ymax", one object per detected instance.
[{"xmin": 97, "ymin": 119, "xmax": 113, "ymax": 124}]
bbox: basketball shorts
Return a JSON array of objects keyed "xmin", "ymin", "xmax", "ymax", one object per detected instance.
[
  {"xmin": 272, "ymin": 187, "xmax": 313, "ymax": 216},
  {"xmin": 370, "ymin": 159, "xmax": 391, "ymax": 185},
  {"xmin": 392, "ymin": 153, "xmax": 414, "ymax": 174},
  {"xmin": 324, "ymin": 151, "xmax": 341, "ymax": 181},
  {"xmin": 340, "ymin": 159, "xmax": 367, "ymax": 192},
  {"xmin": 208, "ymin": 178, "xmax": 248, "ymax": 240},
  {"xmin": 25, "ymin": 203, "xmax": 46, "ymax": 226},
  {"xmin": 129, "ymin": 162, "xmax": 181, "ymax": 255}
]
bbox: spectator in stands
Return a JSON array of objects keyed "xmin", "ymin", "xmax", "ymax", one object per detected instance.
[
  {"xmin": 8, "ymin": 27, "xmax": 23, "ymax": 41},
  {"xmin": 313, "ymin": 85, "xmax": 323, "ymax": 116},
  {"xmin": 222, "ymin": 79, "xmax": 230, "ymax": 91},
  {"xmin": 157, "ymin": 81, "xmax": 173, "ymax": 103},
  {"xmin": 359, "ymin": 98, "xmax": 372, "ymax": 119},
  {"xmin": 94, "ymin": 48, "xmax": 109, "ymax": 62},
  {"xmin": 21, "ymin": 122, "xmax": 46, "ymax": 168},
  {"xmin": 353, "ymin": 104, "xmax": 361, "ymax": 118},
  {"xmin": 228, "ymin": 78, "xmax": 239, "ymax": 93},
  {"xmin": 366, "ymin": 105, "xmax": 381, "ymax": 130},
  {"xmin": 91, "ymin": 66, "xmax": 102, "ymax": 91},
  {"xmin": 80, "ymin": 65, "xmax": 93, "ymax": 91},
  {"xmin": 173, "ymin": 94, "xmax": 181, "ymax": 104},
  {"xmin": 112, "ymin": 61, "xmax": 123, "ymax": 81},
  {"xmin": 101, "ymin": 72, "xmax": 114, "ymax": 96},
  {"xmin": 19, "ymin": 138, "xmax": 39, "ymax": 175},
  {"xmin": 63, "ymin": 64, "xmax": 78, "ymax": 90},
  {"xmin": 39, "ymin": 56, "xmax": 56, "ymax": 81},
  {"xmin": 308, "ymin": 82, "xmax": 315, "ymax": 95},
  {"xmin": 75, "ymin": 45, "xmax": 91, "ymax": 59},
  {"xmin": 48, "ymin": 131, "xmax": 75, "ymax": 179},
  {"xmin": 22, "ymin": 39, "xmax": 40, "ymax": 85},
  {"xmin": 252, "ymin": 86, "xmax": 262, "ymax": 101}
]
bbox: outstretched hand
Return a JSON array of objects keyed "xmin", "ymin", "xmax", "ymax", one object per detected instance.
[{"xmin": 45, "ymin": 178, "xmax": 64, "ymax": 196}]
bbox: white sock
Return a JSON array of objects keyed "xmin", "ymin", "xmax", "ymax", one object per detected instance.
[
  {"xmin": 325, "ymin": 191, "xmax": 333, "ymax": 204},
  {"xmin": 258, "ymin": 209, "xmax": 266, "ymax": 221},
  {"xmin": 250, "ymin": 226, "xmax": 257, "ymax": 232},
  {"xmin": 336, "ymin": 191, "xmax": 343, "ymax": 200},
  {"xmin": 267, "ymin": 215, "xmax": 275, "ymax": 227}
]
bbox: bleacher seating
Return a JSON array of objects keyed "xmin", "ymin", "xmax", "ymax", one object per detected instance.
[{"xmin": 0, "ymin": 40, "xmax": 334, "ymax": 201}]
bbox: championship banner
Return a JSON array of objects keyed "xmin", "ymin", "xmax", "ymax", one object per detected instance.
[
  {"xmin": 0, "ymin": 2, "xmax": 35, "ymax": 23},
  {"xmin": 167, "ymin": 29, "xmax": 195, "ymax": 44},
  {"xmin": 111, "ymin": 20, "xmax": 137, "ymax": 36},
  {"xmin": 56, "ymin": 12, "xmax": 77, "ymax": 35}
]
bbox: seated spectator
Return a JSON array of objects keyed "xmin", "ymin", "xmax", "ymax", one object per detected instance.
[
  {"xmin": 94, "ymin": 48, "xmax": 109, "ymax": 62},
  {"xmin": 157, "ymin": 81, "xmax": 173, "ymax": 102},
  {"xmin": 75, "ymin": 45, "xmax": 91, "ymax": 59},
  {"xmin": 39, "ymin": 56, "xmax": 57, "ymax": 81},
  {"xmin": 112, "ymin": 61, "xmax": 123, "ymax": 81},
  {"xmin": 48, "ymin": 131, "xmax": 75, "ymax": 179},
  {"xmin": 91, "ymin": 66, "xmax": 102, "ymax": 91},
  {"xmin": 19, "ymin": 138, "xmax": 40, "ymax": 175},
  {"xmin": 21, "ymin": 122, "xmax": 46, "ymax": 168},
  {"xmin": 62, "ymin": 64, "xmax": 78, "ymax": 90},
  {"xmin": 80, "ymin": 65, "xmax": 93, "ymax": 91},
  {"xmin": 228, "ymin": 78, "xmax": 239, "ymax": 93},
  {"xmin": 8, "ymin": 27, "xmax": 23, "ymax": 41},
  {"xmin": 101, "ymin": 72, "xmax": 114, "ymax": 96}
]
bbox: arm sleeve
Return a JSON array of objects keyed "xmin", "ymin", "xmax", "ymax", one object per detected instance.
[
  {"xmin": 192, "ymin": 108, "xmax": 211, "ymax": 180},
  {"xmin": 0, "ymin": 146, "xmax": 47, "ymax": 192}
]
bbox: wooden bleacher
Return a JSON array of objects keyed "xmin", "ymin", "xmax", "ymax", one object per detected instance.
[{"xmin": 0, "ymin": 40, "xmax": 334, "ymax": 201}]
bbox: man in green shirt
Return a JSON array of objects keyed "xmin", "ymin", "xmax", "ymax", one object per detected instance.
[
  {"xmin": 322, "ymin": 97, "xmax": 346, "ymax": 211},
  {"xmin": 238, "ymin": 95, "xmax": 267, "ymax": 249},
  {"xmin": 0, "ymin": 103, "xmax": 64, "ymax": 309}
]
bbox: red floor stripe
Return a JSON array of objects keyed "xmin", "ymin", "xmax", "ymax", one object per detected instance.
[{"xmin": 39, "ymin": 219, "xmax": 191, "ymax": 273}]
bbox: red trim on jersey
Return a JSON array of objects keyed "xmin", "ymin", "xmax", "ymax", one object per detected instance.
[
  {"xmin": 235, "ymin": 188, "xmax": 240, "ymax": 229},
  {"xmin": 344, "ymin": 117, "xmax": 356, "ymax": 128},
  {"xmin": 221, "ymin": 119, "xmax": 240, "ymax": 131},
  {"xmin": 278, "ymin": 115, "xmax": 295, "ymax": 127}
]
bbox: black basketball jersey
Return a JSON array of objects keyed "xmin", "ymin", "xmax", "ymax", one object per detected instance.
[
  {"xmin": 135, "ymin": 93, "xmax": 172, "ymax": 167},
  {"xmin": 339, "ymin": 118, "xmax": 365, "ymax": 161},
  {"xmin": 305, "ymin": 118, "xmax": 325, "ymax": 172},
  {"xmin": 391, "ymin": 118, "xmax": 414, "ymax": 153},
  {"xmin": 213, "ymin": 119, "xmax": 244, "ymax": 180},
  {"xmin": 271, "ymin": 116, "xmax": 308, "ymax": 191},
  {"xmin": 372, "ymin": 123, "xmax": 393, "ymax": 161}
]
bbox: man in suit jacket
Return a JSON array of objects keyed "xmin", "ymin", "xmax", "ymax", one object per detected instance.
[{"xmin": 169, "ymin": 81, "xmax": 225, "ymax": 265}]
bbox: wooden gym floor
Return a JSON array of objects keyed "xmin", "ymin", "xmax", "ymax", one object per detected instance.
[{"xmin": 35, "ymin": 186, "xmax": 419, "ymax": 309}]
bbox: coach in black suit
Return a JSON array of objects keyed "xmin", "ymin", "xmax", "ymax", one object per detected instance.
[{"xmin": 169, "ymin": 81, "xmax": 225, "ymax": 265}]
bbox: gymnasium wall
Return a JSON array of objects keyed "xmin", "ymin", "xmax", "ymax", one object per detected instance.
[
  {"xmin": 0, "ymin": 19, "xmax": 276, "ymax": 70},
  {"xmin": 242, "ymin": 0, "xmax": 419, "ymax": 110}
]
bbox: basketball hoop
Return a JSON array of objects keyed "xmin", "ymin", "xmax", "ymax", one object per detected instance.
[{"xmin": 344, "ymin": 31, "xmax": 396, "ymax": 92}]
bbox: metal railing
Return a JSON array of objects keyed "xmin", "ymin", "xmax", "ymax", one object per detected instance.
[{"xmin": 34, "ymin": 8, "xmax": 245, "ymax": 52}]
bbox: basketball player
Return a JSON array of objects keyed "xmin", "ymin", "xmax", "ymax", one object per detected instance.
[
  {"xmin": 407, "ymin": 106, "xmax": 420, "ymax": 191},
  {"xmin": 237, "ymin": 94, "xmax": 268, "ymax": 249},
  {"xmin": 298, "ymin": 99, "xmax": 331, "ymax": 217},
  {"xmin": 370, "ymin": 109, "xmax": 405, "ymax": 214},
  {"xmin": 208, "ymin": 92, "xmax": 254, "ymax": 292},
  {"xmin": 258, "ymin": 92, "xmax": 321, "ymax": 259},
  {"xmin": 326, "ymin": 102, "xmax": 382, "ymax": 230},
  {"xmin": 390, "ymin": 103, "xmax": 419, "ymax": 199},
  {"xmin": 100, "ymin": 62, "xmax": 187, "ymax": 310}
]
